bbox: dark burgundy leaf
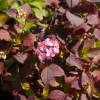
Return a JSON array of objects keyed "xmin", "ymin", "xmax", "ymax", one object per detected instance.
[
  {"xmin": 66, "ymin": 0, "xmax": 80, "ymax": 8},
  {"xmin": 83, "ymin": 2, "xmax": 98, "ymax": 14},
  {"xmin": 94, "ymin": 28, "xmax": 100, "ymax": 40},
  {"xmin": 71, "ymin": 40, "xmax": 83, "ymax": 53},
  {"xmin": 45, "ymin": 0, "xmax": 59, "ymax": 6},
  {"xmin": 92, "ymin": 70, "xmax": 100, "ymax": 92},
  {"xmin": 66, "ymin": 55, "xmax": 84, "ymax": 70},
  {"xmin": 0, "ymin": 62, "xmax": 4, "ymax": 75},
  {"xmin": 23, "ymin": 33, "xmax": 36, "ymax": 47},
  {"xmin": 48, "ymin": 90, "xmax": 66, "ymax": 100},
  {"xmin": 41, "ymin": 64, "xmax": 65, "ymax": 85},
  {"xmin": 66, "ymin": 11, "xmax": 85, "ymax": 26},
  {"xmin": 13, "ymin": 52, "xmax": 28, "ymax": 64},
  {"xmin": 0, "ymin": 29, "xmax": 12, "ymax": 41}
]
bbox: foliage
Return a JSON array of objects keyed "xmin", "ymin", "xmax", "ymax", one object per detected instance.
[{"xmin": 0, "ymin": 0, "xmax": 100, "ymax": 100}]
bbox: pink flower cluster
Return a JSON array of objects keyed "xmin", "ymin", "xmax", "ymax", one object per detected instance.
[{"xmin": 36, "ymin": 38, "xmax": 59, "ymax": 61}]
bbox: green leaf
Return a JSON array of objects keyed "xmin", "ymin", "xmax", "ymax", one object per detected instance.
[
  {"xmin": 24, "ymin": 22, "xmax": 33, "ymax": 32},
  {"xmin": 30, "ymin": 0, "xmax": 45, "ymax": 9},
  {"xmin": 23, "ymin": 0, "xmax": 33, "ymax": 4},
  {"xmin": 0, "ymin": 0, "xmax": 8, "ymax": 10},
  {"xmin": 12, "ymin": 38, "xmax": 22, "ymax": 46},
  {"xmin": 81, "ymin": 47, "xmax": 88, "ymax": 58},
  {"xmin": 0, "ymin": 13, "xmax": 8, "ymax": 27},
  {"xmin": 32, "ymin": 8, "xmax": 43, "ymax": 20},
  {"xmin": 94, "ymin": 41, "xmax": 100, "ymax": 48},
  {"xmin": 25, "ymin": 89, "xmax": 34, "ymax": 96},
  {"xmin": 11, "ymin": 2, "xmax": 19, "ymax": 9}
]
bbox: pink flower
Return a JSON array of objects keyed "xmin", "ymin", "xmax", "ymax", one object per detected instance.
[{"xmin": 35, "ymin": 38, "xmax": 59, "ymax": 61}]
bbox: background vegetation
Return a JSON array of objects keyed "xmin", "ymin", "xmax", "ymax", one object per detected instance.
[{"xmin": 0, "ymin": 0, "xmax": 100, "ymax": 100}]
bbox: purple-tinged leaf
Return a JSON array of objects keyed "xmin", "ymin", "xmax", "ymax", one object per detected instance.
[
  {"xmin": 6, "ymin": 9, "xmax": 17, "ymax": 18},
  {"xmin": 48, "ymin": 90, "xmax": 66, "ymax": 100},
  {"xmin": 80, "ymin": 94, "xmax": 88, "ymax": 100},
  {"xmin": 49, "ymin": 78, "xmax": 59, "ymax": 87},
  {"xmin": 20, "ymin": 4, "xmax": 32, "ymax": 16},
  {"xmin": 93, "ymin": 54, "xmax": 100, "ymax": 63},
  {"xmin": 14, "ymin": 23, "xmax": 24, "ymax": 33},
  {"xmin": 66, "ymin": 11, "xmax": 85, "ymax": 26},
  {"xmin": 92, "ymin": 70, "xmax": 100, "ymax": 81},
  {"xmin": 94, "ymin": 28, "xmax": 100, "ymax": 40},
  {"xmin": 58, "ymin": 7, "xmax": 66, "ymax": 14},
  {"xmin": 83, "ymin": 39, "xmax": 94, "ymax": 49},
  {"xmin": 64, "ymin": 76, "xmax": 77, "ymax": 84},
  {"xmin": 88, "ymin": 48, "xmax": 100, "ymax": 58},
  {"xmin": 23, "ymin": 33, "xmax": 36, "ymax": 47},
  {"xmin": 82, "ymin": 72, "xmax": 93, "ymax": 86},
  {"xmin": 88, "ymin": 48, "xmax": 100, "ymax": 63},
  {"xmin": 66, "ymin": 0, "xmax": 80, "ymax": 8},
  {"xmin": 86, "ymin": 0, "xmax": 100, "ymax": 2},
  {"xmin": 66, "ymin": 55, "xmax": 84, "ymax": 70},
  {"xmin": 87, "ymin": 85, "xmax": 93, "ymax": 97},
  {"xmin": 41, "ymin": 64, "xmax": 65, "ymax": 85},
  {"xmin": 0, "ymin": 29, "xmax": 12, "ymax": 41},
  {"xmin": 13, "ymin": 52, "xmax": 28, "ymax": 64},
  {"xmin": 74, "ymin": 23, "xmax": 91, "ymax": 33},
  {"xmin": 18, "ymin": 94, "xmax": 27, "ymax": 100},
  {"xmin": 71, "ymin": 77, "xmax": 81, "ymax": 90},
  {"xmin": 87, "ymin": 14, "xmax": 99, "ymax": 25}
]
